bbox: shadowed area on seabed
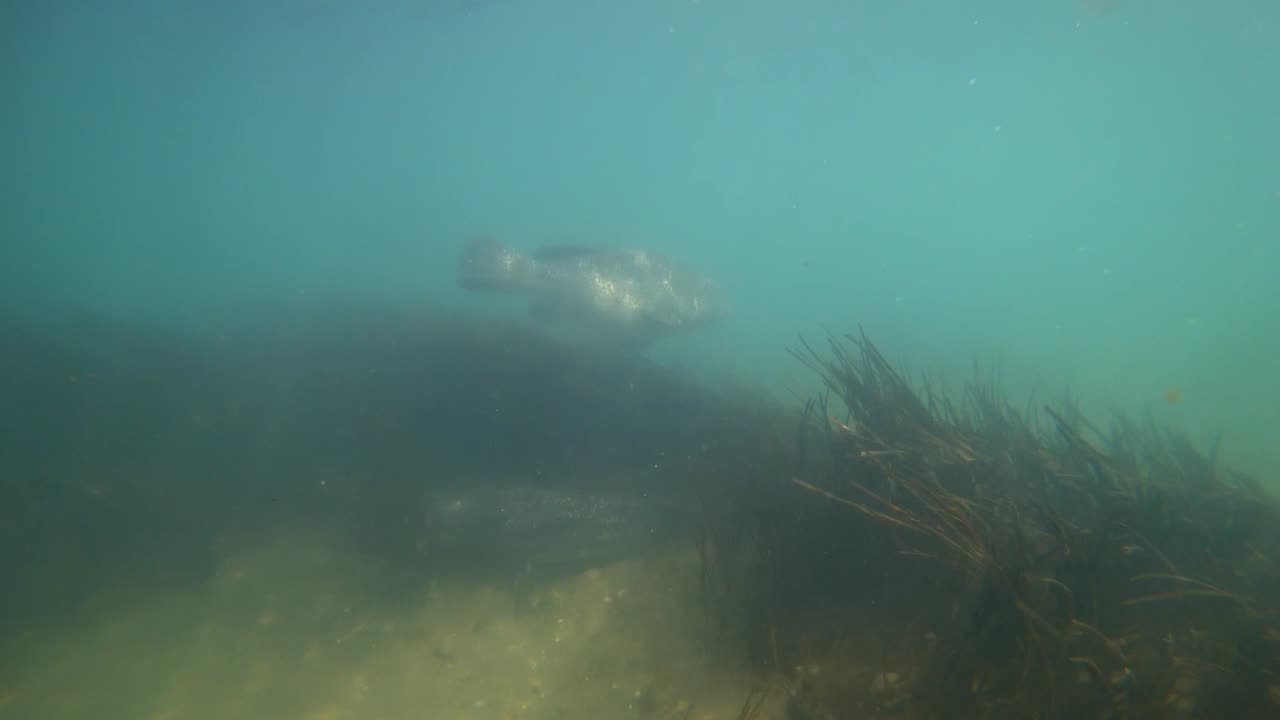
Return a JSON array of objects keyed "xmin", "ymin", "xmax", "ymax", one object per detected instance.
[{"xmin": 0, "ymin": 298, "xmax": 787, "ymax": 720}]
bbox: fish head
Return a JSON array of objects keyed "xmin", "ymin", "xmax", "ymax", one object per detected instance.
[{"xmin": 642, "ymin": 274, "xmax": 731, "ymax": 332}]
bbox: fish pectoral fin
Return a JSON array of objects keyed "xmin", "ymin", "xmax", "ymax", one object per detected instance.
[{"xmin": 531, "ymin": 244, "xmax": 606, "ymax": 261}]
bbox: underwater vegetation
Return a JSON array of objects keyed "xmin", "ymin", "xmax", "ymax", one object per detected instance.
[{"xmin": 701, "ymin": 331, "xmax": 1280, "ymax": 719}]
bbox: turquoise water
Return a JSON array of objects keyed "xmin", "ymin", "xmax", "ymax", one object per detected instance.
[
  {"xmin": 7, "ymin": 2, "xmax": 1276, "ymax": 472},
  {"xmin": 5, "ymin": 1, "xmax": 1277, "ymax": 464},
  {"xmin": 4, "ymin": 3, "xmax": 1280, "ymax": 717}
]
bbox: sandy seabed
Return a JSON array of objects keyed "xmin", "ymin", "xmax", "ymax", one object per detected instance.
[{"xmin": 2, "ymin": 525, "xmax": 779, "ymax": 720}]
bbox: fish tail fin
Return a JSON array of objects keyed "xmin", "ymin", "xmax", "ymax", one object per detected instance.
[{"xmin": 457, "ymin": 235, "xmax": 533, "ymax": 291}]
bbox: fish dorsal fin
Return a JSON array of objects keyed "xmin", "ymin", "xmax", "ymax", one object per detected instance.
[{"xmin": 532, "ymin": 244, "xmax": 606, "ymax": 261}]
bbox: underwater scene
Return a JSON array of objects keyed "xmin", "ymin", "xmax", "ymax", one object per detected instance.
[{"xmin": 3, "ymin": 1, "xmax": 1279, "ymax": 719}]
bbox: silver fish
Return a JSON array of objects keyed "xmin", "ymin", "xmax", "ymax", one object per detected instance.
[{"xmin": 456, "ymin": 236, "xmax": 730, "ymax": 347}]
